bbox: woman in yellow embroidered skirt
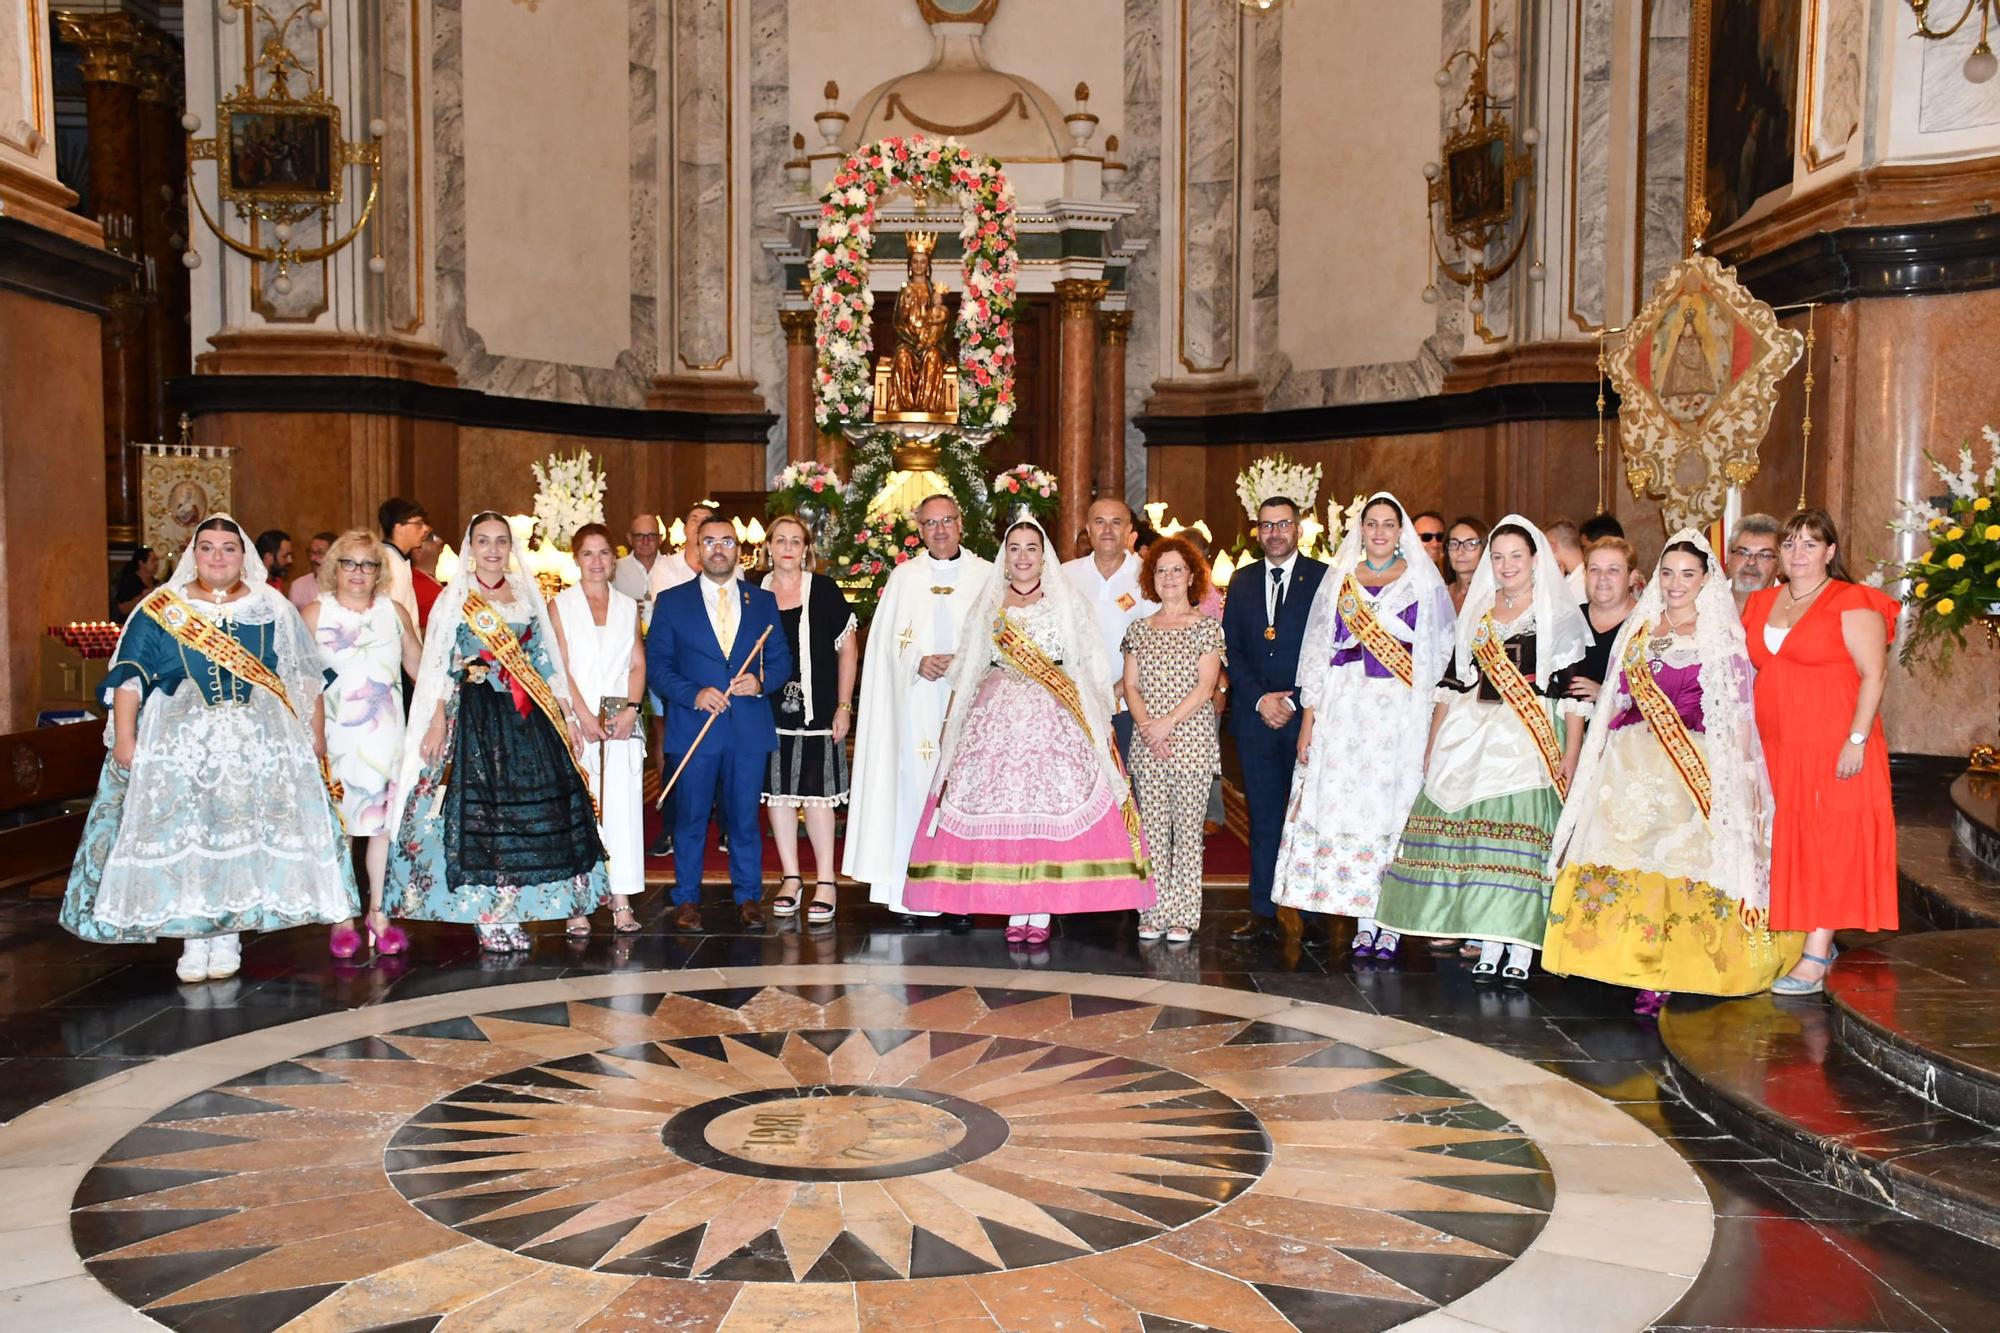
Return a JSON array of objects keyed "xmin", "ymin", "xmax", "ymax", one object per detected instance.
[{"xmin": 1543, "ymin": 531, "xmax": 1800, "ymax": 1015}]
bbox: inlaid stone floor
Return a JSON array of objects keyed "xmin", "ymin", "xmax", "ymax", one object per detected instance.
[{"xmin": 0, "ymin": 968, "xmax": 1712, "ymax": 1331}]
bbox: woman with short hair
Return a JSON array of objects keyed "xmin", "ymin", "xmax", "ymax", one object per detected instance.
[
  {"xmin": 305, "ymin": 528, "xmax": 422, "ymax": 958},
  {"xmin": 63, "ymin": 516, "xmax": 357, "ymax": 982},
  {"xmin": 1444, "ymin": 516, "xmax": 1485, "ymax": 614}
]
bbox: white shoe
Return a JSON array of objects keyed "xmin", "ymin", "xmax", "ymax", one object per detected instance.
[
  {"xmin": 205, "ymin": 933, "xmax": 242, "ymax": 980},
  {"xmin": 176, "ymin": 939, "xmax": 211, "ymax": 983},
  {"xmin": 1138, "ymin": 924, "xmax": 1164, "ymax": 941}
]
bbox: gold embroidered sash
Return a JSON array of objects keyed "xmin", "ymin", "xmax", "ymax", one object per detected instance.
[
  {"xmin": 461, "ymin": 594, "xmax": 597, "ymax": 811},
  {"xmin": 1470, "ymin": 614, "xmax": 1568, "ymax": 797},
  {"xmin": 993, "ymin": 611, "xmax": 1151, "ymax": 877},
  {"xmin": 1337, "ymin": 575, "xmax": 1414, "ymax": 688},
  {"xmin": 1621, "ymin": 623, "xmax": 1712, "ymax": 819},
  {"xmin": 139, "ymin": 588, "xmax": 346, "ymax": 813}
]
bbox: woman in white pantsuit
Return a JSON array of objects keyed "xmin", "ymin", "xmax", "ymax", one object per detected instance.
[{"xmin": 551, "ymin": 524, "xmax": 648, "ymax": 934}]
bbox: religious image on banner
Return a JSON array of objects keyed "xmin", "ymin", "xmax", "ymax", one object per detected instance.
[
  {"xmin": 1606, "ymin": 253, "xmax": 1802, "ymax": 532},
  {"xmin": 137, "ymin": 439, "xmax": 234, "ymax": 556}
]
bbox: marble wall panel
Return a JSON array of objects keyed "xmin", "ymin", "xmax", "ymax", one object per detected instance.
[
  {"xmin": 1918, "ymin": 23, "xmax": 2000, "ymax": 134},
  {"xmin": 1638, "ymin": 0, "xmax": 1687, "ymax": 298},
  {"xmin": 1569, "ymin": 0, "xmax": 1614, "ymax": 331},
  {"xmin": 432, "ymin": 0, "xmax": 659, "ymax": 407},
  {"xmin": 1121, "ymin": 0, "xmax": 1164, "ymax": 507},
  {"xmin": 1808, "ymin": 0, "xmax": 1863, "ymax": 164},
  {"xmin": 674, "ymin": 0, "xmax": 732, "ymax": 375},
  {"xmin": 1176, "ymin": 0, "xmax": 1236, "ymax": 374},
  {"xmin": 380, "ymin": 0, "xmax": 424, "ymax": 335},
  {"xmin": 750, "ymin": 0, "xmax": 791, "ymax": 480}
]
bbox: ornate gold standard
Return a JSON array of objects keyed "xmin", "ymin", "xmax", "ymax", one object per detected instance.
[{"xmin": 1606, "ymin": 255, "xmax": 1805, "ymax": 532}]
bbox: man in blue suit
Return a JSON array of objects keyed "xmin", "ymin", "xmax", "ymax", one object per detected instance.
[
  {"xmin": 646, "ymin": 516, "xmax": 793, "ymax": 931},
  {"xmin": 1221, "ymin": 496, "xmax": 1327, "ymax": 945}
]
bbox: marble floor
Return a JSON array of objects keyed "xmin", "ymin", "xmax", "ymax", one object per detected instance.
[{"xmin": 0, "ymin": 884, "xmax": 1995, "ymax": 1330}]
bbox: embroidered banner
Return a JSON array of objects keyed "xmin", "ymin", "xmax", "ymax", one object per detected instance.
[
  {"xmin": 1337, "ymin": 575, "xmax": 1414, "ymax": 687},
  {"xmin": 461, "ymin": 595, "xmax": 597, "ymax": 813},
  {"xmin": 138, "ymin": 588, "xmax": 345, "ymax": 813},
  {"xmin": 136, "ymin": 446, "xmax": 233, "ymax": 557},
  {"xmin": 1470, "ymin": 614, "xmax": 1568, "ymax": 797},
  {"xmin": 1621, "ymin": 623, "xmax": 1712, "ymax": 819}
]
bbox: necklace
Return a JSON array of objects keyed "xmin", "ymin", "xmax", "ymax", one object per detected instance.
[
  {"xmin": 1499, "ymin": 587, "xmax": 1522, "ymax": 611},
  {"xmin": 1649, "ymin": 606, "xmax": 1695, "ymax": 655},
  {"xmin": 1008, "ymin": 580, "xmax": 1041, "ymax": 598},
  {"xmin": 474, "ymin": 572, "xmax": 507, "ymax": 591},
  {"xmin": 1786, "ymin": 575, "xmax": 1830, "ymax": 604},
  {"xmin": 1362, "ymin": 553, "xmax": 1398, "ymax": 573}
]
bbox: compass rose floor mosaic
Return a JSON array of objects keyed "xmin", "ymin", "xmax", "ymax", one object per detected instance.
[{"xmin": 0, "ymin": 966, "xmax": 1713, "ymax": 1331}]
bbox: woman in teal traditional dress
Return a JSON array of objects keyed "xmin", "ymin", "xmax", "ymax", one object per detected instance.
[
  {"xmin": 1376, "ymin": 517, "xmax": 1590, "ymax": 983},
  {"xmin": 62, "ymin": 515, "xmax": 358, "ymax": 983},
  {"xmin": 387, "ymin": 512, "xmax": 607, "ymax": 953}
]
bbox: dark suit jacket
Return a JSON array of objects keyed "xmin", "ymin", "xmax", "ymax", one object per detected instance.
[
  {"xmin": 646, "ymin": 577, "xmax": 794, "ymax": 757},
  {"xmin": 1221, "ymin": 554, "xmax": 1327, "ymax": 738}
]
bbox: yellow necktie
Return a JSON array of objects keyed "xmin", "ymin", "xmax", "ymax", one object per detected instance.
[{"xmin": 716, "ymin": 583, "xmax": 737, "ymax": 655}]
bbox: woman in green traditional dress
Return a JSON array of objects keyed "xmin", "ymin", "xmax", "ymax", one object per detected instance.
[{"xmin": 1376, "ymin": 517, "xmax": 1589, "ymax": 983}]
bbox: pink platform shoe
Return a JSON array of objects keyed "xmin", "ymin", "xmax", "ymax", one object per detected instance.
[{"xmin": 328, "ymin": 924, "xmax": 363, "ymax": 959}]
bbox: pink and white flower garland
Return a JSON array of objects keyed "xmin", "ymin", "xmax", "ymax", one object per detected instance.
[{"xmin": 808, "ymin": 134, "xmax": 1018, "ymax": 432}]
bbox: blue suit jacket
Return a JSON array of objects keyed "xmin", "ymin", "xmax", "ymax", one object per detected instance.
[
  {"xmin": 646, "ymin": 577, "xmax": 794, "ymax": 757},
  {"xmin": 1221, "ymin": 554, "xmax": 1327, "ymax": 738}
]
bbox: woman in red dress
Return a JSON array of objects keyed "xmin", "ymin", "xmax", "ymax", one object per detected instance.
[{"xmin": 1742, "ymin": 509, "xmax": 1898, "ymax": 996}]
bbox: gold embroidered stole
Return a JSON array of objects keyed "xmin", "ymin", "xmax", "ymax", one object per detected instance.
[
  {"xmin": 993, "ymin": 611, "xmax": 1151, "ymax": 876},
  {"xmin": 1469, "ymin": 614, "xmax": 1568, "ymax": 797},
  {"xmin": 461, "ymin": 595, "xmax": 597, "ymax": 812},
  {"xmin": 1620, "ymin": 623, "xmax": 1712, "ymax": 819},
  {"xmin": 139, "ymin": 588, "xmax": 346, "ymax": 812},
  {"xmin": 1337, "ymin": 575, "xmax": 1414, "ymax": 688}
]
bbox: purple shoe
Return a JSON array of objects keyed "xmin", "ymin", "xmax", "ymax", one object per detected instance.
[
  {"xmin": 1350, "ymin": 929, "xmax": 1379, "ymax": 957},
  {"xmin": 1371, "ymin": 936, "xmax": 1399, "ymax": 960}
]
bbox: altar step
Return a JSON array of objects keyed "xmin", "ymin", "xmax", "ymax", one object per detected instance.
[
  {"xmin": 1898, "ymin": 772, "xmax": 2000, "ymax": 930},
  {"xmin": 1661, "ymin": 932, "xmax": 2000, "ymax": 1246}
]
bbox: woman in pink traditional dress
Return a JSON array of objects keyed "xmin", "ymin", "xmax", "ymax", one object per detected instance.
[{"xmin": 904, "ymin": 516, "xmax": 1156, "ymax": 945}]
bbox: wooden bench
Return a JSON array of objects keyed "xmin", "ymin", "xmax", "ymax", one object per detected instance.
[{"xmin": 0, "ymin": 723, "xmax": 102, "ymax": 892}]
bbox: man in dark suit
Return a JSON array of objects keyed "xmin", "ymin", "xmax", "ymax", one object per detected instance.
[
  {"xmin": 1221, "ymin": 496, "xmax": 1327, "ymax": 944},
  {"xmin": 646, "ymin": 516, "xmax": 793, "ymax": 932}
]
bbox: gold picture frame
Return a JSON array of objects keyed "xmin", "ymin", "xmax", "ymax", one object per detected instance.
[
  {"xmin": 1441, "ymin": 121, "xmax": 1517, "ymax": 241},
  {"xmin": 217, "ymin": 94, "xmax": 343, "ymax": 208}
]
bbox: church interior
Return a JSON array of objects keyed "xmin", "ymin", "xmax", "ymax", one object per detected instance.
[{"xmin": 2, "ymin": 0, "xmax": 1999, "ymax": 1328}]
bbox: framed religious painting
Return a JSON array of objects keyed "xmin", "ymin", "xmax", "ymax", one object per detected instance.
[
  {"xmin": 1606, "ymin": 254, "xmax": 1803, "ymax": 532},
  {"xmin": 217, "ymin": 96, "xmax": 342, "ymax": 207},
  {"xmin": 1443, "ymin": 124, "xmax": 1512, "ymax": 237},
  {"xmin": 1686, "ymin": 0, "xmax": 1803, "ymax": 241}
]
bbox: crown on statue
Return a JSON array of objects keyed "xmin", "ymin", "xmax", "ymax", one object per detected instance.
[{"xmin": 906, "ymin": 230, "xmax": 939, "ymax": 258}]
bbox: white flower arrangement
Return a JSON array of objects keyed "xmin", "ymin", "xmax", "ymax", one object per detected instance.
[
  {"xmin": 809, "ymin": 134, "xmax": 1019, "ymax": 432},
  {"xmin": 529, "ymin": 448, "xmax": 606, "ymax": 552},
  {"xmin": 1235, "ymin": 454, "xmax": 1323, "ymax": 523},
  {"xmin": 1319, "ymin": 493, "xmax": 1368, "ymax": 557}
]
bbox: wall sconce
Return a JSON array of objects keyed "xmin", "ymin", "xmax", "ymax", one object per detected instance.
[
  {"xmin": 1906, "ymin": 1, "xmax": 2000, "ymax": 82},
  {"xmin": 1420, "ymin": 27, "xmax": 1538, "ymax": 344},
  {"xmin": 814, "ymin": 81, "xmax": 849, "ymax": 148},
  {"xmin": 181, "ymin": 0, "xmax": 384, "ymax": 293}
]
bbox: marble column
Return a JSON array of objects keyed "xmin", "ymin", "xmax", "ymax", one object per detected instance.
[
  {"xmin": 1055, "ymin": 278, "xmax": 1108, "ymax": 558},
  {"xmin": 55, "ymin": 9, "xmax": 146, "ymax": 542},
  {"xmin": 1096, "ymin": 309, "xmax": 1131, "ymax": 502},
  {"xmin": 779, "ymin": 309, "xmax": 815, "ymax": 464}
]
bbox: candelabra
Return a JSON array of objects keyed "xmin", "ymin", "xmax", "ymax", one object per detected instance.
[{"xmin": 1907, "ymin": 1, "xmax": 2000, "ymax": 83}]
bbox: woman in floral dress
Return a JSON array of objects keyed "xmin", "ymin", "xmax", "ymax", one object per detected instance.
[
  {"xmin": 1272, "ymin": 494, "xmax": 1455, "ymax": 960},
  {"xmin": 305, "ymin": 529, "xmax": 422, "ymax": 958},
  {"xmin": 387, "ymin": 512, "xmax": 607, "ymax": 953},
  {"xmin": 1122, "ymin": 535, "xmax": 1226, "ymax": 942}
]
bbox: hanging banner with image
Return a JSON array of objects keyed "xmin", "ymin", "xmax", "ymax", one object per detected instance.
[{"xmin": 136, "ymin": 442, "xmax": 234, "ymax": 556}]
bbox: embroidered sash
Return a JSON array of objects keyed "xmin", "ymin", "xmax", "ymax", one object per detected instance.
[
  {"xmin": 461, "ymin": 594, "xmax": 597, "ymax": 811},
  {"xmin": 1470, "ymin": 614, "xmax": 1568, "ymax": 797},
  {"xmin": 993, "ymin": 611, "xmax": 1151, "ymax": 877},
  {"xmin": 1621, "ymin": 623, "xmax": 1712, "ymax": 819},
  {"xmin": 1337, "ymin": 575, "xmax": 1414, "ymax": 687},
  {"xmin": 139, "ymin": 588, "xmax": 346, "ymax": 813}
]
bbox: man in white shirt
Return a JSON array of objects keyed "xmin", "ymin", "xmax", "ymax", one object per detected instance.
[
  {"xmin": 843, "ymin": 494, "xmax": 992, "ymax": 921},
  {"xmin": 1061, "ymin": 497, "xmax": 1158, "ymax": 761},
  {"xmin": 613, "ymin": 514, "xmax": 664, "ymax": 605}
]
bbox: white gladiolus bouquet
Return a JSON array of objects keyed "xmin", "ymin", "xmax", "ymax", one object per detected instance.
[
  {"xmin": 530, "ymin": 449, "xmax": 607, "ymax": 552},
  {"xmin": 1235, "ymin": 454, "xmax": 1323, "ymax": 524}
]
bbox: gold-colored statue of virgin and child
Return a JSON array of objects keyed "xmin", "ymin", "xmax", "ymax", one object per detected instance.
[{"xmin": 874, "ymin": 230, "xmax": 960, "ymax": 424}]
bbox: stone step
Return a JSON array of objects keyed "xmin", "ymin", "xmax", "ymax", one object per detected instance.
[
  {"xmin": 1956, "ymin": 773, "xmax": 2000, "ymax": 877},
  {"xmin": 1897, "ymin": 773, "xmax": 2000, "ymax": 931},
  {"xmin": 1826, "ymin": 931, "xmax": 2000, "ymax": 1131},
  {"xmin": 1661, "ymin": 992, "xmax": 2000, "ymax": 1247}
]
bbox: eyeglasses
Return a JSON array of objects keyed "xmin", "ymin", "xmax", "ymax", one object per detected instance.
[
  {"xmin": 1729, "ymin": 547, "xmax": 1778, "ymax": 562},
  {"xmin": 1417, "ymin": 531, "xmax": 1445, "ymax": 544},
  {"xmin": 1447, "ymin": 538, "xmax": 1484, "ymax": 552},
  {"xmin": 335, "ymin": 558, "xmax": 382, "ymax": 573},
  {"xmin": 629, "ymin": 531, "xmax": 660, "ymax": 542},
  {"xmin": 918, "ymin": 516, "xmax": 961, "ymax": 531},
  {"xmin": 1257, "ymin": 519, "xmax": 1296, "ymax": 532},
  {"xmin": 699, "ymin": 537, "xmax": 739, "ymax": 551}
]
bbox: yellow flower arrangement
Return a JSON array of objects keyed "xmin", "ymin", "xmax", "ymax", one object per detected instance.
[{"xmin": 1893, "ymin": 430, "xmax": 2000, "ymax": 668}]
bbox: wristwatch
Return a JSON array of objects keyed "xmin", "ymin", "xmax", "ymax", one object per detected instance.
[{"xmin": 1847, "ymin": 732, "xmax": 1867, "ymax": 746}]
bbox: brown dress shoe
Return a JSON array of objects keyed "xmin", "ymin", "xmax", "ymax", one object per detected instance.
[
  {"xmin": 673, "ymin": 902, "xmax": 704, "ymax": 932},
  {"xmin": 739, "ymin": 899, "xmax": 765, "ymax": 930}
]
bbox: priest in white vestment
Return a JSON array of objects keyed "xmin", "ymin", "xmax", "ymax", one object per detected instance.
[{"xmin": 843, "ymin": 494, "xmax": 991, "ymax": 916}]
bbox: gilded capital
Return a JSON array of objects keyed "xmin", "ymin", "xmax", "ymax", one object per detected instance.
[
  {"xmin": 1099, "ymin": 309, "xmax": 1133, "ymax": 345},
  {"xmin": 137, "ymin": 31, "xmax": 185, "ymax": 106},
  {"xmin": 54, "ymin": 10, "xmax": 144, "ymax": 86},
  {"xmin": 1053, "ymin": 278, "xmax": 1110, "ymax": 321},
  {"xmin": 779, "ymin": 309, "xmax": 815, "ymax": 345}
]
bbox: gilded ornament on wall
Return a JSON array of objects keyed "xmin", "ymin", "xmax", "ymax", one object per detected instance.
[{"xmin": 1606, "ymin": 254, "xmax": 1804, "ymax": 531}]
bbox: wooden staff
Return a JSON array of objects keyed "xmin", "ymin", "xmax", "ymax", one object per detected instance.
[{"xmin": 655, "ymin": 624, "xmax": 774, "ymax": 808}]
